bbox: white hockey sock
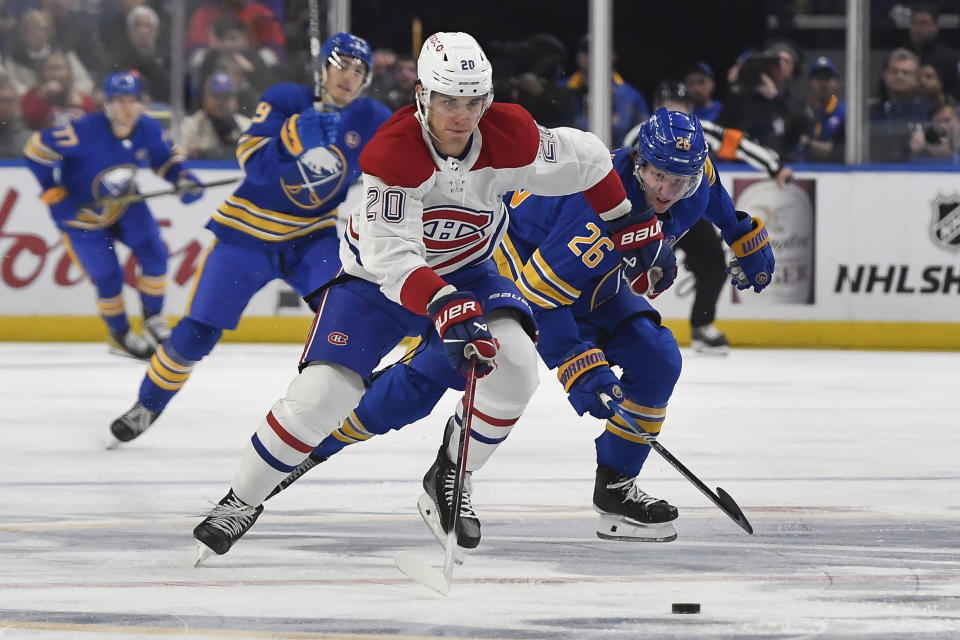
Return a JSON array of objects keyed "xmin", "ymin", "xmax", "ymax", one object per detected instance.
[
  {"xmin": 232, "ymin": 362, "xmax": 364, "ymax": 505},
  {"xmin": 446, "ymin": 316, "xmax": 539, "ymax": 472}
]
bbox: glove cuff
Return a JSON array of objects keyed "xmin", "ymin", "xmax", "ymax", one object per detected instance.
[
  {"xmin": 612, "ymin": 216, "xmax": 663, "ymax": 250},
  {"xmin": 427, "ymin": 291, "xmax": 482, "ymax": 335},
  {"xmin": 557, "ymin": 347, "xmax": 608, "ymax": 392},
  {"xmin": 730, "ymin": 215, "xmax": 769, "ymax": 258}
]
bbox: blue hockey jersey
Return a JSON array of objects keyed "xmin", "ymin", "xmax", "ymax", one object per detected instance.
[
  {"xmin": 495, "ymin": 147, "xmax": 741, "ymax": 366},
  {"xmin": 212, "ymin": 83, "xmax": 391, "ymax": 249},
  {"xmin": 24, "ymin": 112, "xmax": 187, "ymax": 230}
]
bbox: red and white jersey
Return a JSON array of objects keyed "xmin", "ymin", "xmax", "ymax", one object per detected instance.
[{"xmin": 341, "ymin": 103, "xmax": 630, "ymax": 315}]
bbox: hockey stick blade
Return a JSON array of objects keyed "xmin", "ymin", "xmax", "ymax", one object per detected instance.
[
  {"xmin": 600, "ymin": 395, "xmax": 754, "ymax": 535},
  {"xmin": 715, "ymin": 486, "xmax": 753, "ymax": 535},
  {"xmin": 394, "ymin": 551, "xmax": 449, "ymax": 596}
]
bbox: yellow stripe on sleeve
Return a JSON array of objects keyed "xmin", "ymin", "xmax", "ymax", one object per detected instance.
[{"xmin": 41, "ymin": 186, "xmax": 68, "ymax": 204}]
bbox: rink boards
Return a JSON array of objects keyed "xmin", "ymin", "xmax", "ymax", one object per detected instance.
[{"xmin": 0, "ymin": 163, "xmax": 958, "ymax": 349}]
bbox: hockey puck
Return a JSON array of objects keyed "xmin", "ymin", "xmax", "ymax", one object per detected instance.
[{"xmin": 671, "ymin": 602, "xmax": 700, "ymax": 614}]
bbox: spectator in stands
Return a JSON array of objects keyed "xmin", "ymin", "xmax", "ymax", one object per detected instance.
[
  {"xmin": 910, "ymin": 97, "xmax": 960, "ymax": 162},
  {"xmin": 717, "ymin": 47, "xmax": 796, "ymax": 156},
  {"xmin": 190, "ymin": 15, "xmax": 271, "ymax": 112},
  {"xmin": 684, "ymin": 61, "xmax": 722, "ymax": 122},
  {"xmin": 372, "ymin": 48, "xmax": 396, "ymax": 74},
  {"xmin": 918, "ymin": 63, "xmax": 946, "ymax": 104},
  {"xmin": 906, "ymin": 3, "xmax": 959, "ymax": 99},
  {"xmin": 382, "ymin": 55, "xmax": 417, "ymax": 111},
  {"xmin": 765, "ymin": 41, "xmax": 803, "ymax": 110},
  {"xmin": 20, "ymin": 51, "xmax": 96, "ymax": 129},
  {"xmin": 106, "ymin": 5, "xmax": 169, "ymax": 103},
  {"xmin": 794, "ymin": 56, "xmax": 846, "ymax": 163},
  {"xmin": 6, "ymin": 9, "xmax": 94, "ymax": 96},
  {"xmin": 366, "ymin": 47, "xmax": 397, "ymax": 105},
  {"xmin": 181, "ymin": 71, "xmax": 250, "ymax": 159},
  {"xmin": 499, "ymin": 33, "xmax": 575, "ymax": 128},
  {"xmin": 0, "ymin": 75, "xmax": 31, "ymax": 156},
  {"xmin": 869, "ymin": 48, "xmax": 929, "ymax": 162},
  {"xmin": 41, "ymin": 0, "xmax": 104, "ymax": 78},
  {"xmin": 557, "ymin": 34, "xmax": 648, "ymax": 144},
  {"xmin": 186, "ymin": 0, "xmax": 285, "ymax": 66}
]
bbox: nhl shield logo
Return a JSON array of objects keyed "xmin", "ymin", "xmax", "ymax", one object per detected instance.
[{"xmin": 929, "ymin": 192, "xmax": 960, "ymax": 254}]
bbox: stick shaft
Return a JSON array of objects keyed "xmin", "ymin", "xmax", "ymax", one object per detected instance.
[
  {"xmin": 307, "ymin": 0, "xmax": 323, "ymax": 106},
  {"xmin": 443, "ymin": 360, "xmax": 479, "ymax": 580},
  {"xmin": 79, "ymin": 177, "xmax": 240, "ymax": 209}
]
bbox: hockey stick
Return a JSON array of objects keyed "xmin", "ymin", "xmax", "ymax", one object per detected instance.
[
  {"xmin": 307, "ymin": 0, "xmax": 324, "ymax": 109},
  {"xmin": 600, "ymin": 395, "xmax": 754, "ymax": 535},
  {"xmin": 79, "ymin": 177, "xmax": 240, "ymax": 210},
  {"xmin": 395, "ymin": 359, "xmax": 479, "ymax": 596}
]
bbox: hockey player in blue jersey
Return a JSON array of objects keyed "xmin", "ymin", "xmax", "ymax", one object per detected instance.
[
  {"xmin": 107, "ymin": 33, "xmax": 392, "ymax": 445},
  {"xmin": 268, "ymin": 107, "xmax": 775, "ymax": 544},
  {"xmin": 24, "ymin": 71, "xmax": 204, "ymax": 360}
]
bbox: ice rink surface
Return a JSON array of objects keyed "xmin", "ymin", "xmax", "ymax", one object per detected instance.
[{"xmin": 1, "ymin": 342, "xmax": 958, "ymax": 639}]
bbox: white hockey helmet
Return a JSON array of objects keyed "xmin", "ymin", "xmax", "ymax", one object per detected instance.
[{"xmin": 415, "ymin": 32, "xmax": 494, "ymax": 132}]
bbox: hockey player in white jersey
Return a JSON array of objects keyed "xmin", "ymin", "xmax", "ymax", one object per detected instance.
[{"xmin": 192, "ymin": 32, "xmax": 674, "ymax": 563}]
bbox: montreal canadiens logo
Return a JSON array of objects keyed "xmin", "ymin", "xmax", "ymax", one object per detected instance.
[
  {"xmin": 280, "ymin": 145, "xmax": 347, "ymax": 210},
  {"xmin": 327, "ymin": 331, "xmax": 348, "ymax": 345},
  {"xmin": 422, "ymin": 206, "xmax": 493, "ymax": 253}
]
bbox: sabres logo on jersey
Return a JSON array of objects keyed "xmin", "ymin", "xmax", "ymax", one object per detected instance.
[
  {"xmin": 280, "ymin": 145, "xmax": 348, "ymax": 210},
  {"xmin": 422, "ymin": 206, "xmax": 493, "ymax": 253},
  {"xmin": 93, "ymin": 164, "xmax": 138, "ymax": 202},
  {"xmin": 68, "ymin": 163, "xmax": 139, "ymax": 228}
]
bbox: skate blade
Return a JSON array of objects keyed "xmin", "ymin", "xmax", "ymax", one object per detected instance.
[
  {"xmin": 595, "ymin": 515, "xmax": 678, "ymax": 542},
  {"xmin": 394, "ymin": 551, "xmax": 450, "ymax": 596},
  {"xmin": 107, "ymin": 345, "xmax": 152, "ymax": 362},
  {"xmin": 691, "ymin": 342, "xmax": 729, "ymax": 356},
  {"xmin": 194, "ymin": 541, "xmax": 216, "ymax": 567},
  {"xmin": 416, "ymin": 493, "xmax": 465, "ymax": 565},
  {"xmin": 105, "ymin": 435, "xmax": 124, "ymax": 450}
]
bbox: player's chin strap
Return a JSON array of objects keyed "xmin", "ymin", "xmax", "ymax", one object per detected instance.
[{"xmin": 599, "ymin": 393, "xmax": 754, "ymax": 535}]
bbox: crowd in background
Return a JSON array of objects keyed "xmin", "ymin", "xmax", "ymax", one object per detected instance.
[{"xmin": 0, "ymin": 0, "xmax": 957, "ymax": 164}]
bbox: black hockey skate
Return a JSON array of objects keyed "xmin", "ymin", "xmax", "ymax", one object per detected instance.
[
  {"xmin": 108, "ymin": 401, "xmax": 159, "ymax": 447},
  {"xmin": 108, "ymin": 328, "xmax": 154, "ymax": 360},
  {"xmin": 593, "ymin": 465, "xmax": 679, "ymax": 542},
  {"xmin": 193, "ymin": 489, "xmax": 264, "ymax": 565},
  {"xmin": 142, "ymin": 311, "xmax": 171, "ymax": 347},
  {"xmin": 418, "ymin": 418, "xmax": 480, "ymax": 559},
  {"xmin": 265, "ymin": 453, "xmax": 328, "ymax": 500},
  {"xmin": 690, "ymin": 323, "xmax": 729, "ymax": 355}
]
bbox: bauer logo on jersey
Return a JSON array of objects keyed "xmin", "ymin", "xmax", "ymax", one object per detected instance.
[
  {"xmin": 280, "ymin": 145, "xmax": 348, "ymax": 210},
  {"xmin": 929, "ymin": 192, "xmax": 960, "ymax": 254},
  {"xmin": 327, "ymin": 331, "xmax": 348, "ymax": 345},
  {"xmin": 422, "ymin": 206, "xmax": 493, "ymax": 253}
]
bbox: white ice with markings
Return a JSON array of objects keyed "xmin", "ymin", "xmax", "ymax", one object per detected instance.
[{"xmin": 0, "ymin": 342, "xmax": 958, "ymax": 639}]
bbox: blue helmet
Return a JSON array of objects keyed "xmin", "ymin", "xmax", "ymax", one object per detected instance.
[
  {"xmin": 322, "ymin": 32, "xmax": 372, "ymax": 74},
  {"xmin": 102, "ymin": 71, "xmax": 143, "ymax": 100},
  {"xmin": 634, "ymin": 107, "xmax": 707, "ymax": 201},
  {"xmin": 636, "ymin": 107, "xmax": 707, "ymax": 176}
]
